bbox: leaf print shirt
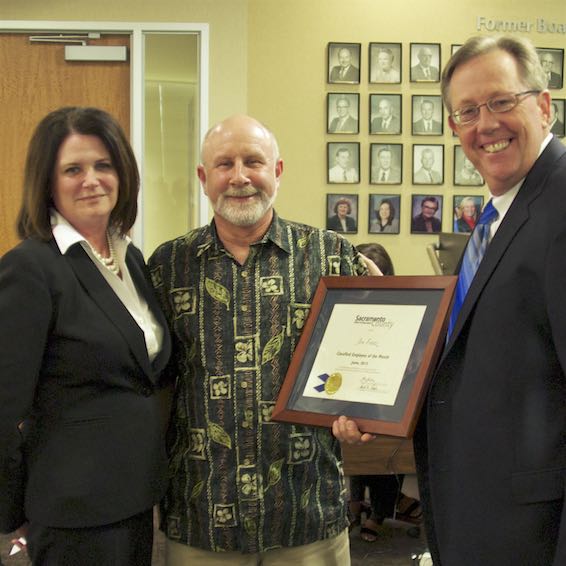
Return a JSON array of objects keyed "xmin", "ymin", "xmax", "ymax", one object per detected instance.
[{"xmin": 148, "ymin": 213, "xmax": 367, "ymax": 553}]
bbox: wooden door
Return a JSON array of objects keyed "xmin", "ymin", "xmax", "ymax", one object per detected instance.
[{"xmin": 0, "ymin": 33, "xmax": 130, "ymax": 256}]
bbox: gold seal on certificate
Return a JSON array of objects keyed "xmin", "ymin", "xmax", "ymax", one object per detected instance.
[{"xmin": 325, "ymin": 372, "xmax": 342, "ymax": 395}]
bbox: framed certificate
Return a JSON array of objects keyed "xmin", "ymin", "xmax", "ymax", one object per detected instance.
[{"xmin": 272, "ymin": 276, "xmax": 457, "ymax": 437}]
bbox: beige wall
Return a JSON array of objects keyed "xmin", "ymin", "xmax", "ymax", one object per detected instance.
[
  {"xmin": 3, "ymin": 0, "xmax": 565, "ymax": 272},
  {"xmin": 247, "ymin": 0, "xmax": 566, "ymax": 274}
]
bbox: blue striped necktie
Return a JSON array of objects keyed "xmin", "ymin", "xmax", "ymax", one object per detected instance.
[{"xmin": 448, "ymin": 200, "xmax": 499, "ymax": 338}]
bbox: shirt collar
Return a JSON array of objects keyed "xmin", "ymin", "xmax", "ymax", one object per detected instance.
[
  {"xmin": 198, "ymin": 211, "xmax": 290, "ymax": 258},
  {"xmin": 490, "ymin": 133, "xmax": 554, "ymax": 221},
  {"xmin": 50, "ymin": 209, "xmax": 130, "ymax": 261}
]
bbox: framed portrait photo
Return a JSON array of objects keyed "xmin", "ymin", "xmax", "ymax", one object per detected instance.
[
  {"xmin": 327, "ymin": 93, "xmax": 359, "ymax": 134},
  {"xmin": 328, "ymin": 42, "xmax": 361, "ymax": 84},
  {"xmin": 411, "ymin": 194, "xmax": 443, "ymax": 234},
  {"xmin": 368, "ymin": 194, "xmax": 401, "ymax": 235},
  {"xmin": 327, "ymin": 142, "xmax": 360, "ymax": 184},
  {"xmin": 370, "ymin": 143, "xmax": 403, "ymax": 185},
  {"xmin": 410, "ymin": 43, "xmax": 441, "ymax": 82},
  {"xmin": 271, "ymin": 275, "xmax": 457, "ymax": 437},
  {"xmin": 412, "ymin": 95, "xmax": 443, "ymax": 136},
  {"xmin": 370, "ymin": 94, "xmax": 402, "ymax": 135},
  {"xmin": 550, "ymin": 99, "xmax": 565, "ymax": 138},
  {"xmin": 412, "ymin": 144, "xmax": 444, "ymax": 185},
  {"xmin": 537, "ymin": 47, "xmax": 564, "ymax": 90},
  {"xmin": 453, "ymin": 195, "xmax": 484, "ymax": 234},
  {"xmin": 326, "ymin": 193, "xmax": 358, "ymax": 233},
  {"xmin": 453, "ymin": 145, "xmax": 484, "ymax": 186},
  {"xmin": 369, "ymin": 42, "xmax": 402, "ymax": 84}
]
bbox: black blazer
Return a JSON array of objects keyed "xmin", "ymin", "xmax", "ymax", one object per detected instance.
[
  {"xmin": 415, "ymin": 138, "xmax": 566, "ymax": 565},
  {"xmin": 0, "ymin": 238, "xmax": 171, "ymax": 532}
]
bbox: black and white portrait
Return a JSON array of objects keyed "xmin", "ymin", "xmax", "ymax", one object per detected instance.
[
  {"xmin": 327, "ymin": 93, "xmax": 359, "ymax": 134},
  {"xmin": 328, "ymin": 42, "xmax": 361, "ymax": 84},
  {"xmin": 537, "ymin": 48, "xmax": 564, "ymax": 90},
  {"xmin": 369, "ymin": 94, "xmax": 402, "ymax": 135},
  {"xmin": 412, "ymin": 95, "xmax": 443, "ymax": 135},
  {"xmin": 369, "ymin": 42, "xmax": 402, "ymax": 84},
  {"xmin": 370, "ymin": 144, "xmax": 402, "ymax": 184},
  {"xmin": 550, "ymin": 99, "xmax": 565, "ymax": 138},
  {"xmin": 326, "ymin": 194, "xmax": 358, "ymax": 233},
  {"xmin": 453, "ymin": 146, "xmax": 484, "ymax": 186},
  {"xmin": 411, "ymin": 194, "xmax": 443, "ymax": 234},
  {"xmin": 327, "ymin": 142, "xmax": 360, "ymax": 184},
  {"xmin": 368, "ymin": 194, "xmax": 401, "ymax": 234},
  {"xmin": 410, "ymin": 43, "xmax": 440, "ymax": 82},
  {"xmin": 413, "ymin": 144, "xmax": 444, "ymax": 185}
]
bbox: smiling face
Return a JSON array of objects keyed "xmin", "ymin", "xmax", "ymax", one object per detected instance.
[
  {"xmin": 336, "ymin": 149, "xmax": 351, "ymax": 169},
  {"xmin": 377, "ymin": 51, "xmax": 393, "ymax": 71},
  {"xmin": 421, "ymin": 198, "xmax": 438, "ymax": 219},
  {"xmin": 418, "ymin": 47, "xmax": 433, "ymax": 67},
  {"xmin": 198, "ymin": 115, "xmax": 282, "ymax": 228},
  {"xmin": 379, "ymin": 99, "xmax": 392, "ymax": 119},
  {"xmin": 421, "ymin": 101, "xmax": 434, "ymax": 120},
  {"xmin": 378, "ymin": 149, "xmax": 392, "ymax": 169},
  {"xmin": 336, "ymin": 98, "xmax": 350, "ymax": 117},
  {"xmin": 448, "ymin": 49, "xmax": 550, "ymax": 196},
  {"xmin": 52, "ymin": 133, "xmax": 119, "ymax": 235},
  {"xmin": 338, "ymin": 48, "xmax": 351, "ymax": 68},
  {"xmin": 540, "ymin": 53, "xmax": 554, "ymax": 73},
  {"xmin": 421, "ymin": 149, "xmax": 434, "ymax": 170},
  {"xmin": 337, "ymin": 203, "xmax": 349, "ymax": 218},
  {"xmin": 379, "ymin": 202, "xmax": 391, "ymax": 221}
]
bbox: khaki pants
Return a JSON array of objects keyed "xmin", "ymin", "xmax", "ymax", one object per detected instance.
[{"xmin": 165, "ymin": 528, "xmax": 350, "ymax": 566}]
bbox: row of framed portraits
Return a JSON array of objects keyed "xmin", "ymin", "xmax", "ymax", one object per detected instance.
[
  {"xmin": 327, "ymin": 41, "xmax": 565, "ymax": 89},
  {"xmin": 326, "ymin": 193, "xmax": 483, "ymax": 235},
  {"xmin": 328, "ymin": 143, "xmax": 485, "ymax": 186},
  {"xmin": 327, "ymin": 93, "xmax": 566, "ymax": 137}
]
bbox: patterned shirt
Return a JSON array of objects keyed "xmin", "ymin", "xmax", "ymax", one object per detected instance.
[{"xmin": 148, "ymin": 213, "xmax": 367, "ymax": 553}]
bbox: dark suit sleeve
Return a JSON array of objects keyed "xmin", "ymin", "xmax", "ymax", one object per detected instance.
[{"xmin": 0, "ymin": 245, "xmax": 53, "ymax": 532}]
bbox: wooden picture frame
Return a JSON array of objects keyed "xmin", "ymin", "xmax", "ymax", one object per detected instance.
[{"xmin": 272, "ymin": 276, "xmax": 457, "ymax": 437}]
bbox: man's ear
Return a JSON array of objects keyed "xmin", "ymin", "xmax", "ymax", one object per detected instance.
[
  {"xmin": 448, "ymin": 115, "xmax": 458, "ymax": 136},
  {"xmin": 538, "ymin": 90, "xmax": 552, "ymax": 128},
  {"xmin": 197, "ymin": 165, "xmax": 207, "ymax": 194},
  {"xmin": 275, "ymin": 159, "xmax": 284, "ymax": 183}
]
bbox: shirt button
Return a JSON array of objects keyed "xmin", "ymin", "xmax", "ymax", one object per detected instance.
[
  {"xmin": 241, "ymin": 381, "xmax": 248, "ymax": 389},
  {"xmin": 241, "ymin": 305, "xmax": 248, "ymax": 312},
  {"xmin": 241, "ymin": 270, "xmax": 248, "ymax": 277}
]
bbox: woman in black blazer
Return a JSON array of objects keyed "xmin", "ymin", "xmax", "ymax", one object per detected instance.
[{"xmin": 0, "ymin": 107, "xmax": 171, "ymax": 565}]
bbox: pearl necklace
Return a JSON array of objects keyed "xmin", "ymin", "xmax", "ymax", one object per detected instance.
[{"xmin": 91, "ymin": 232, "xmax": 120, "ymax": 276}]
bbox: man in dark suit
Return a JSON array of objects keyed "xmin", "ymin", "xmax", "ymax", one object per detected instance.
[
  {"xmin": 371, "ymin": 98, "xmax": 401, "ymax": 134},
  {"xmin": 334, "ymin": 34, "xmax": 566, "ymax": 566},
  {"xmin": 411, "ymin": 46, "xmax": 439, "ymax": 81},
  {"xmin": 371, "ymin": 146, "xmax": 401, "ymax": 184},
  {"xmin": 550, "ymin": 102, "xmax": 565, "ymax": 137},
  {"xmin": 414, "ymin": 35, "xmax": 566, "ymax": 565},
  {"xmin": 410, "ymin": 195, "xmax": 441, "ymax": 232},
  {"xmin": 329, "ymin": 96, "xmax": 358, "ymax": 133},
  {"xmin": 539, "ymin": 51, "xmax": 562, "ymax": 89},
  {"xmin": 413, "ymin": 99, "xmax": 442, "ymax": 134},
  {"xmin": 329, "ymin": 47, "xmax": 359, "ymax": 83}
]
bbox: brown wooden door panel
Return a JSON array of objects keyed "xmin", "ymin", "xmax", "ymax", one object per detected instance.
[{"xmin": 0, "ymin": 33, "xmax": 130, "ymax": 255}]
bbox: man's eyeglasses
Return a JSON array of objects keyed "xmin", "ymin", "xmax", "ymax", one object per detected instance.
[{"xmin": 451, "ymin": 90, "xmax": 541, "ymax": 126}]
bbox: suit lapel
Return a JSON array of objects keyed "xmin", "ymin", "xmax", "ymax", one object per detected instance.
[
  {"xmin": 65, "ymin": 243, "xmax": 154, "ymax": 379},
  {"xmin": 125, "ymin": 247, "xmax": 171, "ymax": 375},
  {"xmin": 444, "ymin": 138, "xmax": 566, "ymax": 355}
]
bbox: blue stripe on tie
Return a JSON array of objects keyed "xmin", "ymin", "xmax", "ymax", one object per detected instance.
[{"xmin": 448, "ymin": 200, "xmax": 498, "ymax": 339}]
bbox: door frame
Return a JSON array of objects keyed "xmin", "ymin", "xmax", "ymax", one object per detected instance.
[{"xmin": 1, "ymin": 20, "xmax": 209, "ymax": 247}]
